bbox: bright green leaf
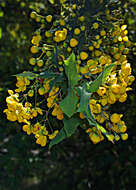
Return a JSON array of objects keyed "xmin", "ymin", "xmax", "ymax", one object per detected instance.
[
  {"xmin": 64, "ymin": 53, "xmax": 78, "ymax": 87},
  {"xmin": 60, "ymin": 53, "xmax": 79, "ymax": 117},
  {"xmin": 60, "ymin": 88, "xmax": 78, "ymax": 118}
]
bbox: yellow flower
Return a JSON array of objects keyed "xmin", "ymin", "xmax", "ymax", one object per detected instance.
[
  {"xmin": 74, "ymin": 28, "xmax": 80, "ymax": 35},
  {"xmin": 37, "ymin": 60, "xmax": 44, "ymax": 67},
  {"xmin": 110, "ymin": 113, "xmax": 122, "ymax": 123},
  {"xmin": 95, "ymin": 114, "xmax": 105, "ymax": 124},
  {"xmin": 100, "ymin": 30, "xmax": 106, "ymax": 36},
  {"xmin": 30, "ymin": 11, "xmax": 37, "ymax": 19},
  {"xmin": 23, "ymin": 124, "xmax": 31, "ymax": 135},
  {"xmin": 80, "ymin": 52, "xmax": 88, "ymax": 60},
  {"xmin": 79, "ymin": 16, "xmax": 85, "ymax": 22},
  {"xmin": 31, "ymin": 35, "xmax": 41, "ymax": 46},
  {"xmin": 48, "ymin": 130, "xmax": 59, "ymax": 140},
  {"xmin": 28, "ymin": 90, "xmax": 34, "ymax": 97},
  {"xmin": 80, "ymin": 66, "xmax": 88, "ymax": 74},
  {"xmin": 70, "ymin": 38, "xmax": 78, "ymax": 47},
  {"xmin": 57, "ymin": 113, "xmax": 63, "ymax": 120},
  {"xmin": 93, "ymin": 22, "xmax": 99, "ymax": 29},
  {"xmin": 45, "ymin": 31, "xmax": 52, "ymax": 38},
  {"xmin": 97, "ymin": 87, "xmax": 106, "ymax": 96},
  {"xmin": 60, "ymin": 19, "xmax": 65, "ymax": 26},
  {"xmin": 36, "ymin": 135, "xmax": 47, "ymax": 147},
  {"xmin": 67, "ymin": 47, "xmax": 72, "ymax": 52},
  {"xmin": 121, "ymin": 63, "xmax": 131, "ymax": 76},
  {"xmin": 119, "ymin": 124, "xmax": 127, "ymax": 133},
  {"xmin": 121, "ymin": 133, "xmax": 128, "ymax": 140},
  {"xmin": 115, "ymin": 135, "xmax": 120, "ymax": 141},
  {"xmin": 88, "ymin": 46, "xmax": 94, "ymax": 51},
  {"xmin": 99, "ymin": 56, "xmax": 106, "ymax": 65},
  {"xmin": 29, "ymin": 58, "xmax": 36, "ymax": 65},
  {"xmin": 31, "ymin": 109, "xmax": 38, "ymax": 117},
  {"xmin": 46, "ymin": 15, "xmax": 52, "ymax": 22},
  {"xmin": 80, "ymin": 26, "xmax": 85, "ymax": 31},
  {"xmin": 54, "ymin": 28, "xmax": 67, "ymax": 42},
  {"xmin": 79, "ymin": 113, "xmax": 85, "ymax": 119},
  {"xmin": 111, "ymin": 84, "xmax": 121, "ymax": 94},
  {"xmin": 95, "ymin": 35, "xmax": 100, "ymax": 40},
  {"xmin": 38, "ymin": 87, "xmax": 45, "ymax": 95},
  {"xmin": 123, "ymin": 36, "xmax": 128, "ymax": 42},
  {"xmin": 72, "ymin": 4, "xmax": 77, "ymax": 10},
  {"xmin": 119, "ymin": 93, "xmax": 127, "ymax": 103},
  {"xmin": 30, "ymin": 46, "xmax": 39, "ymax": 54},
  {"xmin": 121, "ymin": 25, "xmax": 127, "ymax": 31},
  {"xmin": 95, "ymin": 50, "xmax": 102, "ymax": 57},
  {"xmin": 100, "ymin": 97, "xmax": 108, "ymax": 106},
  {"xmin": 89, "ymin": 133, "xmax": 101, "ymax": 144},
  {"xmin": 107, "ymin": 91, "xmax": 116, "ymax": 104}
]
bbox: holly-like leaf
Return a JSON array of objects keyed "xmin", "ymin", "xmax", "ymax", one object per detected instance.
[
  {"xmin": 63, "ymin": 116, "xmax": 80, "ymax": 137},
  {"xmin": 64, "ymin": 53, "xmax": 79, "ymax": 87},
  {"xmin": 60, "ymin": 53, "xmax": 79, "ymax": 117},
  {"xmin": 87, "ymin": 64, "xmax": 114, "ymax": 93},
  {"xmin": 60, "ymin": 88, "xmax": 78, "ymax": 118},
  {"xmin": 49, "ymin": 116, "xmax": 80, "ymax": 149}
]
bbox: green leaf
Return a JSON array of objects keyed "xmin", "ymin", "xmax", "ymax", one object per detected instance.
[
  {"xmin": 49, "ymin": 128, "xmax": 66, "ymax": 149},
  {"xmin": 60, "ymin": 88, "xmax": 78, "ymax": 118},
  {"xmin": 49, "ymin": 116, "xmax": 80, "ymax": 149},
  {"xmin": 64, "ymin": 53, "xmax": 79, "ymax": 87},
  {"xmin": 39, "ymin": 71, "xmax": 61, "ymax": 79},
  {"xmin": 77, "ymin": 85, "xmax": 93, "ymax": 119},
  {"xmin": 63, "ymin": 116, "xmax": 80, "ymax": 137},
  {"xmin": 60, "ymin": 53, "xmax": 79, "ymax": 117},
  {"xmin": 14, "ymin": 72, "xmax": 37, "ymax": 80},
  {"xmin": 87, "ymin": 64, "xmax": 114, "ymax": 93},
  {"xmin": 51, "ymin": 45, "xmax": 59, "ymax": 66}
]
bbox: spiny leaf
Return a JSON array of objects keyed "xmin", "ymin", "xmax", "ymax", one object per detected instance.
[
  {"xmin": 63, "ymin": 116, "xmax": 80, "ymax": 137},
  {"xmin": 64, "ymin": 53, "xmax": 79, "ymax": 87},
  {"xmin": 49, "ymin": 116, "xmax": 80, "ymax": 149},
  {"xmin": 60, "ymin": 53, "xmax": 79, "ymax": 117},
  {"xmin": 60, "ymin": 88, "xmax": 78, "ymax": 118}
]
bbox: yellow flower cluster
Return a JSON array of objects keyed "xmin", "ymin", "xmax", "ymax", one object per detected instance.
[
  {"xmin": 15, "ymin": 76, "xmax": 30, "ymax": 92},
  {"xmin": 86, "ymin": 127, "xmax": 104, "ymax": 144},
  {"xmin": 4, "ymin": 1, "xmax": 134, "ymax": 147},
  {"xmin": 4, "ymin": 90, "xmax": 43, "ymax": 123},
  {"xmin": 47, "ymin": 87, "xmax": 63, "ymax": 120},
  {"xmin": 23, "ymin": 122, "xmax": 58, "ymax": 147},
  {"xmin": 98, "ymin": 60, "xmax": 134, "ymax": 106}
]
